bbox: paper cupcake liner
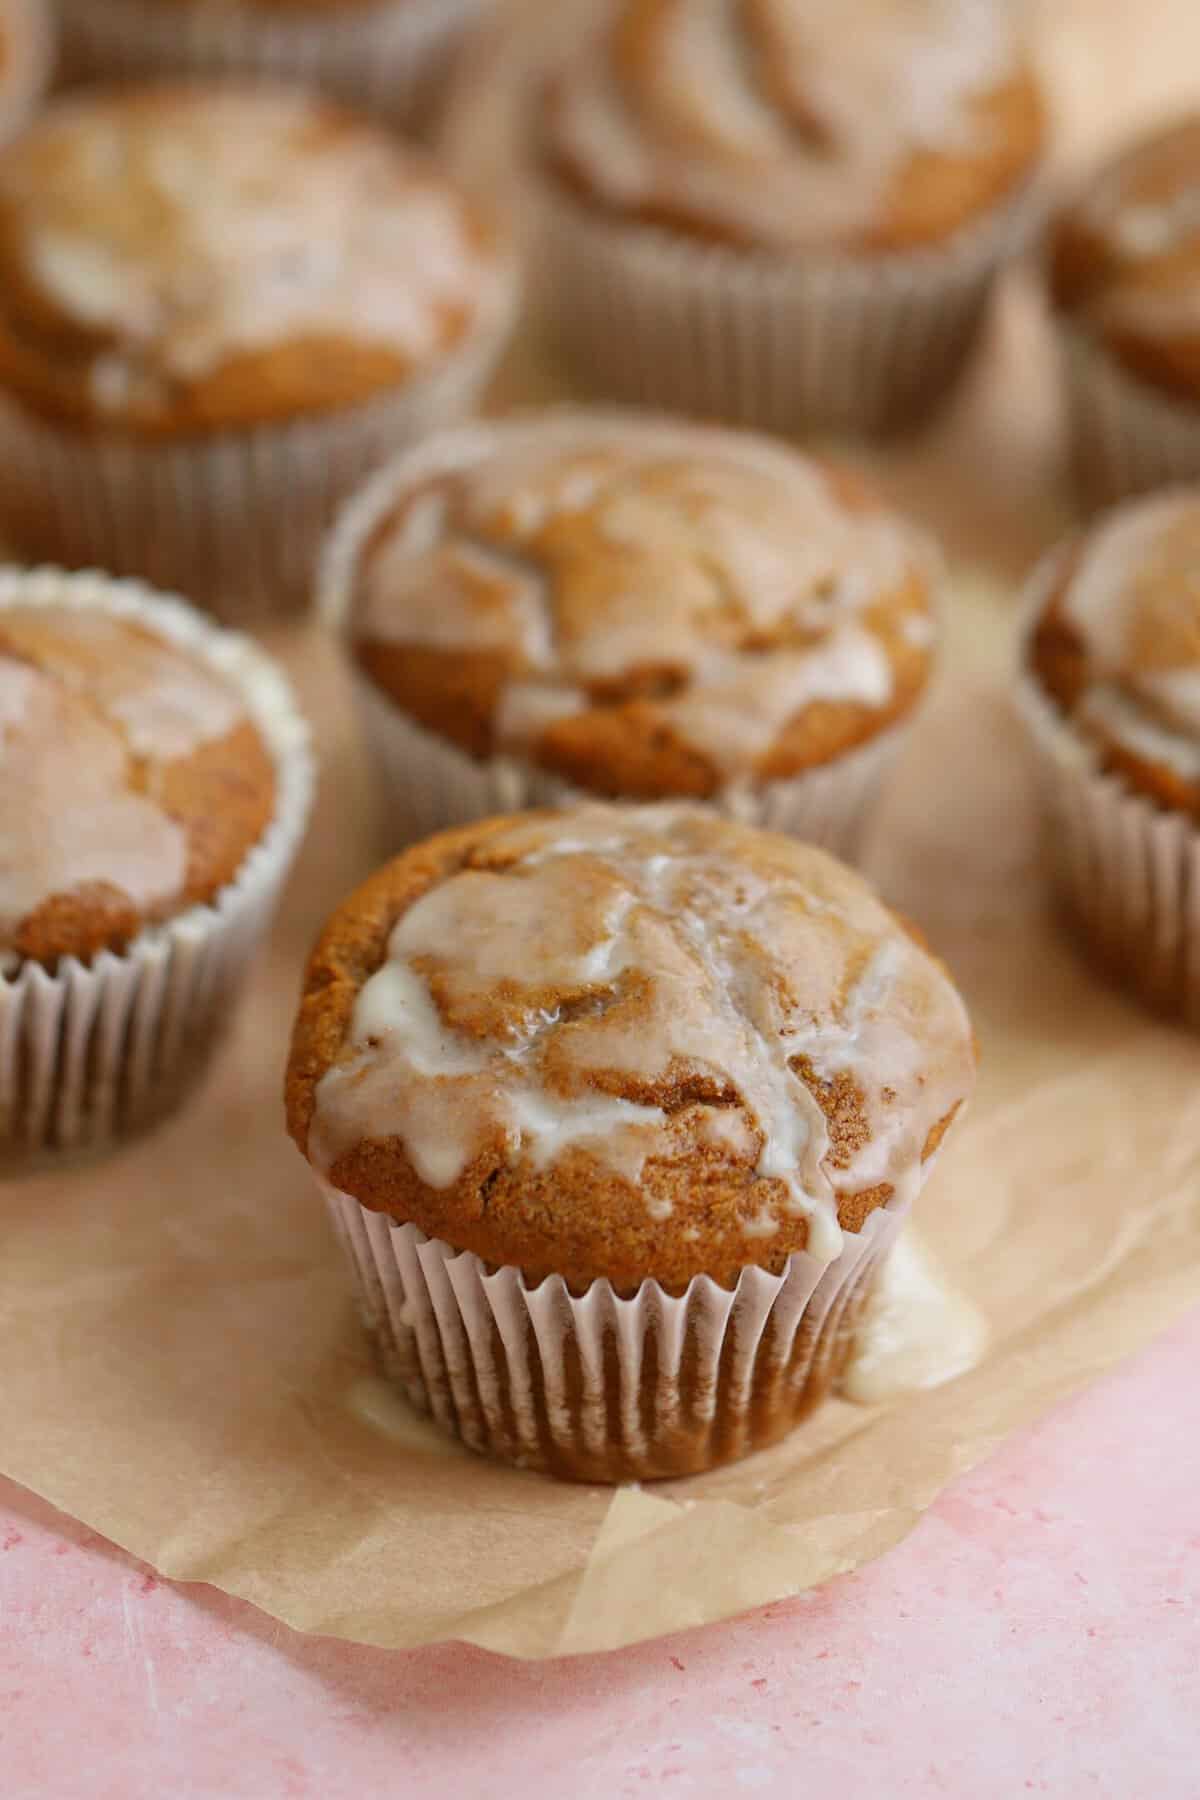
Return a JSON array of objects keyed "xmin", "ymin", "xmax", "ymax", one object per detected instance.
[
  {"xmin": 1015, "ymin": 550, "xmax": 1200, "ymax": 1026},
  {"xmin": 55, "ymin": 0, "xmax": 483, "ymax": 133},
  {"xmin": 323, "ymin": 1180, "xmax": 906, "ymax": 1482},
  {"xmin": 0, "ymin": 305, "xmax": 513, "ymax": 626},
  {"xmin": 0, "ymin": 0, "xmax": 52, "ymax": 146},
  {"xmin": 533, "ymin": 177, "xmax": 1043, "ymax": 438},
  {"xmin": 351, "ymin": 669, "xmax": 905, "ymax": 859},
  {"xmin": 1056, "ymin": 323, "xmax": 1200, "ymax": 511},
  {"xmin": 0, "ymin": 567, "xmax": 314, "ymax": 1169}
]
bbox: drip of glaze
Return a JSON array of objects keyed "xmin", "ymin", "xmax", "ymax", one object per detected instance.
[{"xmin": 839, "ymin": 1229, "xmax": 988, "ymax": 1405}]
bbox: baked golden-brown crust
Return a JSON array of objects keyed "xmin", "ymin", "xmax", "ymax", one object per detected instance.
[
  {"xmin": 0, "ymin": 84, "xmax": 510, "ymax": 435},
  {"xmin": 541, "ymin": 0, "xmax": 1046, "ymax": 254},
  {"xmin": 1050, "ymin": 115, "xmax": 1200, "ymax": 403},
  {"xmin": 346, "ymin": 414, "xmax": 938, "ymax": 796},
  {"xmin": 0, "ymin": 604, "xmax": 277, "ymax": 964},
  {"xmin": 286, "ymin": 806, "xmax": 976, "ymax": 1292},
  {"xmin": 1027, "ymin": 490, "xmax": 1200, "ymax": 818}
]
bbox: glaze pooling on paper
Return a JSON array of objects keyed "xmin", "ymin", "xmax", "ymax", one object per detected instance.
[
  {"xmin": 547, "ymin": 0, "xmax": 1017, "ymax": 248},
  {"xmin": 352, "ymin": 415, "xmax": 934, "ymax": 782},
  {"xmin": 311, "ymin": 805, "xmax": 976, "ymax": 1262},
  {"xmin": 840, "ymin": 1228, "xmax": 988, "ymax": 1404}
]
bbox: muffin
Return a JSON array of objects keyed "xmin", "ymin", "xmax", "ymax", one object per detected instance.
[
  {"xmin": 534, "ymin": 0, "xmax": 1047, "ymax": 435},
  {"xmin": 56, "ymin": 0, "xmax": 485, "ymax": 136},
  {"xmin": 0, "ymin": 566, "xmax": 313, "ymax": 1165},
  {"xmin": 0, "ymin": 85, "xmax": 517, "ymax": 621},
  {"xmin": 323, "ymin": 412, "xmax": 941, "ymax": 854},
  {"xmin": 1048, "ymin": 116, "xmax": 1200, "ymax": 505},
  {"xmin": 0, "ymin": 0, "xmax": 50, "ymax": 146},
  {"xmin": 286, "ymin": 803, "xmax": 977, "ymax": 1481},
  {"xmin": 1018, "ymin": 488, "xmax": 1200, "ymax": 1022}
]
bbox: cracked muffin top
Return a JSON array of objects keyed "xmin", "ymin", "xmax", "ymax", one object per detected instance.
[
  {"xmin": 0, "ymin": 602, "xmax": 277, "ymax": 965},
  {"xmin": 341, "ymin": 413, "xmax": 940, "ymax": 798},
  {"xmin": 286, "ymin": 804, "xmax": 976, "ymax": 1291},
  {"xmin": 540, "ymin": 0, "xmax": 1046, "ymax": 253},
  {"xmin": 1049, "ymin": 115, "xmax": 1200, "ymax": 403},
  {"xmin": 1026, "ymin": 489, "xmax": 1200, "ymax": 819},
  {"xmin": 0, "ymin": 83, "xmax": 512, "ymax": 433}
]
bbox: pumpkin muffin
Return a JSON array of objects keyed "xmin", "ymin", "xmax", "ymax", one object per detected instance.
[
  {"xmin": 1048, "ymin": 115, "xmax": 1200, "ymax": 504},
  {"xmin": 56, "ymin": 0, "xmax": 486, "ymax": 135},
  {"xmin": 534, "ymin": 0, "xmax": 1047, "ymax": 435},
  {"xmin": 286, "ymin": 803, "xmax": 977, "ymax": 1481},
  {"xmin": 324, "ymin": 412, "xmax": 941, "ymax": 853},
  {"xmin": 1018, "ymin": 488, "xmax": 1200, "ymax": 1022},
  {"xmin": 0, "ymin": 84, "xmax": 517, "ymax": 619},
  {"xmin": 0, "ymin": 567, "xmax": 313, "ymax": 1164}
]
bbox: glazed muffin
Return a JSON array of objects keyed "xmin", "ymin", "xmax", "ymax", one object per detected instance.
[
  {"xmin": 1018, "ymin": 488, "xmax": 1200, "ymax": 1022},
  {"xmin": 56, "ymin": 0, "xmax": 486, "ymax": 136},
  {"xmin": 1048, "ymin": 116, "xmax": 1200, "ymax": 504},
  {"xmin": 0, "ymin": 85, "xmax": 517, "ymax": 620},
  {"xmin": 0, "ymin": 567, "xmax": 313, "ymax": 1164},
  {"xmin": 324, "ymin": 412, "xmax": 941, "ymax": 852},
  {"xmin": 0, "ymin": 0, "xmax": 49, "ymax": 146},
  {"xmin": 534, "ymin": 0, "xmax": 1047, "ymax": 435},
  {"xmin": 286, "ymin": 803, "xmax": 977, "ymax": 1481}
]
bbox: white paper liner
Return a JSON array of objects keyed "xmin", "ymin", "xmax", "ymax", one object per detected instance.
[
  {"xmin": 1015, "ymin": 548, "xmax": 1200, "ymax": 1026},
  {"xmin": 55, "ymin": 0, "xmax": 484, "ymax": 133},
  {"xmin": 0, "ymin": 567, "xmax": 315, "ymax": 1167},
  {"xmin": 533, "ymin": 176, "xmax": 1043, "ymax": 438},
  {"xmin": 1056, "ymin": 321, "xmax": 1200, "ymax": 510},
  {"xmin": 0, "ymin": 0, "xmax": 51, "ymax": 146},
  {"xmin": 323, "ymin": 1180, "xmax": 907, "ymax": 1482},
  {"xmin": 0, "ymin": 296, "xmax": 515, "ymax": 626},
  {"xmin": 320, "ymin": 410, "xmax": 929, "ymax": 853}
]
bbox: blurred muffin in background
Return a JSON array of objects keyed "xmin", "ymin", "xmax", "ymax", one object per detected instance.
[
  {"xmin": 0, "ymin": 84, "xmax": 517, "ymax": 621},
  {"xmin": 0, "ymin": 0, "xmax": 50, "ymax": 145},
  {"xmin": 1017, "ymin": 487, "xmax": 1200, "ymax": 1024},
  {"xmin": 55, "ymin": 0, "xmax": 487, "ymax": 136},
  {"xmin": 533, "ymin": 0, "xmax": 1047, "ymax": 437},
  {"xmin": 322, "ymin": 410, "xmax": 942, "ymax": 854},
  {"xmin": 0, "ymin": 566, "xmax": 312, "ymax": 1167},
  {"xmin": 1049, "ymin": 116, "xmax": 1200, "ymax": 506}
]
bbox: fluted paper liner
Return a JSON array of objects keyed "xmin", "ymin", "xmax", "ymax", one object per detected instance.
[
  {"xmin": 324, "ymin": 1185, "xmax": 903, "ymax": 1482},
  {"xmin": 56, "ymin": 0, "xmax": 483, "ymax": 133},
  {"xmin": 535, "ymin": 177, "xmax": 1043, "ymax": 437},
  {"xmin": 320, "ymin": 415, "xmax": 925, "ymax": 854},
  {"xmin": 0, "ymin": 567, "xmax": 314, "ymax": 1165},
  {"xmin": 0, "ymin": 293, "xmax": 515, "ymax": 625},
  {"xmin": 0, "ymin": 0, "xmax": 51, "ymax": 146},
  {"xmin": 1057, "ymin": 322, "xmax": 1200, "ymax": 510},
  {"xmin": 1015, "ymin": 549, "xmax": 1200, "ymax": 1025}
]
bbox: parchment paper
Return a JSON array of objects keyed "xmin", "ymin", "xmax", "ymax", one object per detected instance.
[{"xmin": 1, "ymin": 0, "xmax": 1199, "ymax": 1662}]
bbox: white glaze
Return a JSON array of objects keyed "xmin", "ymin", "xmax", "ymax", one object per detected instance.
[
  {"xmin": 353, "ymin": 416, "xmax": 934, "ymax": 783},
  {"xmin": 549, "ymin": 0, "xmax": 1017, "ymax": 249},
  {"xmin": 840, "ymin": 1228, "xmax": 988, "ymax": 1404},
  {"xmin": 0, "ymin": 88, "xmax": 504, "ymax": 403},
  {"xmin": 311, "ymin": 805, "xmax": 976, "ymax": 1267}
]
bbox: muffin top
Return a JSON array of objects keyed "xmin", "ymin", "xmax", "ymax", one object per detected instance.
[
  {"xmin": 1027, "ymin": 489, "xmax": 1200, "ymax": 817},
  {"xmin": 1050, "ymin": 116, "xmax": 1200, "ymax": 402},
  {"xmin": 343, "ymin": 414, "xmax": 939, "ymax": 797},
  {"xmin": 0, "ymin": 84, "xmax": 512, "ymax": 433},
  {"xmin": 541, "ymin": 0, "xmax": 1045, "ymax": 253},
  {"xmin": 0, "ymin": 602, "xmax": 277, "ymax": 965},
  {"xmin": 286, "ymin": 805, "xmax": 975, "ymax": 1291}
]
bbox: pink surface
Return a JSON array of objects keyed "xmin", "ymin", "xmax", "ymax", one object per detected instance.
[{"xmin": 2, "ymin": 1315, "xmax": 1196, "ymax": 1799}]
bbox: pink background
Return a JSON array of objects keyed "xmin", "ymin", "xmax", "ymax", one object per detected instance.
[{"xmin": 3, "ymin": 1313, "xmax": 1197, "ymax": 1798}]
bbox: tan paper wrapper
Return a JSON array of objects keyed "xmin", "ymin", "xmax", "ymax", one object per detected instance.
[
  {"xmin": 55, "ymin": 0, "xmax": 483, "ymax": 133},
  {"xmin": 2, "ymin": 576, "xmax": 1200, "ymax": 1659},
  {"xmin": 0, "ymin": 0, "xmax": 51, "ymax": 146},
  {"xmin": 1, "ymin": 2, "xmax": 1199, "ymax": 1662},
  {"xmin": 1057, "ymin": 322, "xmax": 1200, "ymax": 509}
]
